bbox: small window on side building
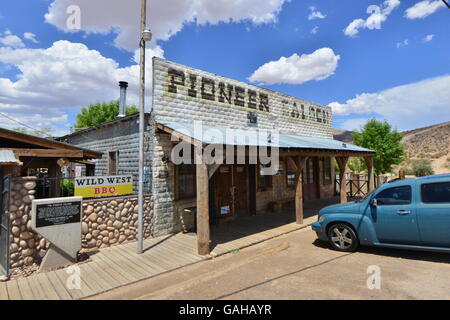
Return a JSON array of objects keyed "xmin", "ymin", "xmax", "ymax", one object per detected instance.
[
  {"xmin": 176, "ymin": 164, "xmax": 196, "ymax": 200},
  {"xmin": 323, "ymin": 157, "xmax": 332, "ymax": 185},
  {"xmin": 108, "ymin": 151, "xmax": 119, "ymax": 175},
  {"xmin": 258, "ymin": 164, "xmax": 273, "ymax": 191}
]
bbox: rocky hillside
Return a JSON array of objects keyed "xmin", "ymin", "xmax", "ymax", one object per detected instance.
[{"xmin": 333, "ymin": 121, "xmax": 450, "ymax": 174}]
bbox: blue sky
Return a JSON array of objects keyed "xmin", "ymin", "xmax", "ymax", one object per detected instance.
[{"xmin": 0, "ymin": 0, "xmax": 448, "ymax": 135}]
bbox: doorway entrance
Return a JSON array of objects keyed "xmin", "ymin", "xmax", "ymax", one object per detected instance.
[
  {"xmin": 212, "ymin": 164, "xmax": 249, "ymax": 223},
  {"xmin": 303, "ymin": 158, "xmax": 320, "ymax": 201},
  {"xmin": 0, "ymin": 174, "xmax": 11, "ymax": 276}
]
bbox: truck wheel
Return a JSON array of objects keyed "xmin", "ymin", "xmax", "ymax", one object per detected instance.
[{"xmin": 327, "ymin": 223, "xmax": 359, "ymax": 252}]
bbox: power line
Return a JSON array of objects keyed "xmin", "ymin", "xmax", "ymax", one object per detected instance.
[
  {"xmin": 443, "ymin": 0, "xmax": 450, "ymax": 9},
  {"xmin": 0, "ymin": 111, "xmax": 52, "ymax": 136}
]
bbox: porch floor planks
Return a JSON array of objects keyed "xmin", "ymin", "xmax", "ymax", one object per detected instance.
[
  {"xmin": 35, "ymin": 273, "xmax": 60, "ymax": 300},
  {"xmin": 113, "ymin": 245, "xmax": 166, "ymax": 275},
  {"xmin": 93, "ymin": 251, "xmax": 141, "ymax": 284},
  {"xmin": 88, "ymin": 257, "xmax": 131, "ymax": 287},
  {"xmin": 54, "ymin": 267, "xmax": 94, "ymax": 299},
  {"xmin": 155, "ymin": 239, "xmax": 203, "ymax": 264},
  {"xmin": 15, "ymin": 277, "xmax": 34, "ymax": 300},
  {"xmin": 151, "ymin": 240, "xmax": 203, "ymax": 266},
  {"xmin": 0, "ymin": 281, "xmax": 9, "ymax": 300},
  {"xmin": 101, "ymin": 247, "xmax": 154, "ymax": 280},
  {"xmin": 79, "ymin": 262, "xmax": 115, "ymax": 294},
  {"xmin": 45, "ymin": 271, "xmax": 72, "ymax": 300},
  {"xmin": 5, "ymin": 279, "xmax": 22, "ymax": 300}
]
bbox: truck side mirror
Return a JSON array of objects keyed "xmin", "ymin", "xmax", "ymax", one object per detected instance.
[{"xmin": 370, "ymin": 198, "xmax": 378, "ymax": 207}]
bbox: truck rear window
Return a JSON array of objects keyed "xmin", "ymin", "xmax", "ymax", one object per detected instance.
[{"xmin": 421, "ymin": 182, "xmax": 450, "ymax": 204}]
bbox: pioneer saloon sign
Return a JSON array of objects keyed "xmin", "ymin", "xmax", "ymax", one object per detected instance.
[
  {"xmin": 74, "ymin": 175, "xmax": 133, "ymax": 198},
  {"xmin": 165, "ymin": 66, "xmax": 330, "ymax": 125}
]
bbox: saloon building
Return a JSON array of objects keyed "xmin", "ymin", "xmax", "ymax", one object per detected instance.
[{"xmin": 61, "ymin": 57, "xmax": 375, "ymax": 255}]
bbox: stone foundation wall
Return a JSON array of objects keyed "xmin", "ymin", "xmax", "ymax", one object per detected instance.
[
  {"xmin": 8, "ymin": 177, "xmax": 49, "ymax": 273},
  {"xmin": 7, "ymin": 176, "xmax": 154, "ymax": 274},
  {"xmin": 81, "ymin": 195, "xmax": 154, "ymax": 250}
]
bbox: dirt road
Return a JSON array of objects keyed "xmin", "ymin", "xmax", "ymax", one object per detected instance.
[{"xmin": 89, "ymin": 227, "xmax": 450, "ymax": 300}]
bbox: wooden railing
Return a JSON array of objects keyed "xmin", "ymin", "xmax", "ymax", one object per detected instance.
[{"xmin": 334, "ymin": 173, "xmax": 388, "ymax": 198}]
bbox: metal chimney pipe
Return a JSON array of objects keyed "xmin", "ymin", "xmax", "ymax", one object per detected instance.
[{"xmin": 118, "ymin": 81, "xmax": 128, "ymax": 118}]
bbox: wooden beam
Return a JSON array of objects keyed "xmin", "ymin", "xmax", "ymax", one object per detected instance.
[
  {"xmin": 156, "ymin": 123, "xmax": 203, "ymax": 148},
  {"xmin": 286, "ymin": 156, "xmax": 298, "ymax": 172},
  {"xmin": 195, "ymin": 146, "xmax": 210, "ymax": 255},
  {"xmin": 364, "ymin": 156, "xmax": 375, "ymax": 193},
  {"xmin": 295, "ymin": 156, "xmax": 308, "ymax": 224},
  {"xmin": 336, "ymin": 156, "xmax": 349, "ymax": 203},
  {"xmin": 2, "ymin": 148, "xmax": 83, "ymax": 158}
]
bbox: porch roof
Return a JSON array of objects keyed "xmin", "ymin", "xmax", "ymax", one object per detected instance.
[
  {"xmin": 0, "ymin": 150, "xmax": 21, "ymax": 165},
  {"xmin": 157, "ymin": 121, "xmax": 374, "ymax": 155}
]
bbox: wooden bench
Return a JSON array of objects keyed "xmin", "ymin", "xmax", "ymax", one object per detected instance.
[{"xmin": 268, "ymin": 197, "xmax": 295, "ymax": 213}]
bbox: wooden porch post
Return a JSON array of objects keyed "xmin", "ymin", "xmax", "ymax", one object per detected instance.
[
  {"xmin": 336, "ymin": 156, "xmax": 349, "ymax": 203},
  {"xmin": 291, "ymin": 156, "xmax": 308, "ymax": 225},
  {"xmin": 364, "ymin": 156, "xmax": 375, "ymax": 193},
  {"xmin": 196, "ymin": 146, "xmax": 210, "ymax": 255}
]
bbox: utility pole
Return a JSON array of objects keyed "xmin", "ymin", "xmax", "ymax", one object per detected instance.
[{"xmin": 137, "ymin": 0, "xmax": 147, "ymax": 254}]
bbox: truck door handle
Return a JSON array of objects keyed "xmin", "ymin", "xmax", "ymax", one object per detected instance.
[{"xmin": 396, "ymin": 210, "xmax": 411, "ymax": 215}]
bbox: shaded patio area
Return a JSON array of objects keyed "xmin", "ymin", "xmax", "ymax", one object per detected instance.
[{"xmin": 208, "ymin": 196, "xmax": 339, "ymax": 255}]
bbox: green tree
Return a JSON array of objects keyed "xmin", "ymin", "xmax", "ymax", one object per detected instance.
[
  {"xmin": 75, "ymin": 100, "xmax": 138, "ymax": 130},
  {"xmin": 411, "ymin": 159, "xmax": 434, "ymax": 177},
  {"xmin": 352, "ymin": 119, "xmax": 405, "ymax": 174},
  {"xmin": 347, "ymin": 157, "xmax": 366, "ymax": 173}
]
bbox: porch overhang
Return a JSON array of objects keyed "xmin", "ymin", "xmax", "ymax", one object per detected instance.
[
  {"xmin": 156, "ymin": 121, "xmax": 376, "ymax": 256},
  {"xmin": 156, "ymin": 121, "xmax": 374, "ymax": 157}
]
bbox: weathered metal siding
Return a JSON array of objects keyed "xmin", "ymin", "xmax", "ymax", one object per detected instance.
[
  {"xmin": 62, "ymin": 115, "xmax": 152, "ymax": 194},
  {"xmin": 152, "ymin": 57, "xmax": 334, "ymax": 138}
]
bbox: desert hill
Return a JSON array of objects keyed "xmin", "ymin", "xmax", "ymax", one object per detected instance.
[{"xmin": 333, "ymin": 121, "xmax": 450, "ymax": 174}]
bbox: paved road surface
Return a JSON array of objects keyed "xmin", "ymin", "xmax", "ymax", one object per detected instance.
[{"xmin": 89, "ymin": 227, "xmax": 450, "ymax": 300}]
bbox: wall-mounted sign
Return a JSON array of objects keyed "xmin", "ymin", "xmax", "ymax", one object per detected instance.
[
  {"xmin": 35, "ymin": 201, "xmax": 81, "ymax": 228},
  {"xmin": 74, "ymin": 175, "xmax": 133, "ymax": 198},
  {"xmin": 153, "ymin": 58, "xmax": 332, "ymax": 134},
  {"xmin": 32, "ymin": 197, "xmax": 82, "ymax": 271}
]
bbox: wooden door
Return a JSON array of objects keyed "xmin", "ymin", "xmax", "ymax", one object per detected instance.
[
  {"xmin": 214, "ymin": 165, "xmax": 234, "ymax": 221},
  {"xmin": 233, "ymin": 165, "xmax": 249, "ymax": 217},
  {"xmin": 303, "ymin": 158, "xmax": 319, "ymax": 200}
]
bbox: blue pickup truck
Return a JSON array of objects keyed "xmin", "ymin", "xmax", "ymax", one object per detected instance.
[{"xmin": 312, "ymin": 174, "xmax": 450, "ymax": 253}]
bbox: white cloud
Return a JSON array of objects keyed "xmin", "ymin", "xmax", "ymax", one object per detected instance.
[
  {"xmin": 311, "ymin": 26, "xmax": 319, "ymax": 34},
  {"xmin": 344, "ymin": 0, "xmax": 400, "ymax": 37},
  {"xmin": 248, "ymin": 48, "xmax": 340, "ymax": 85},
  {"xmin": 329, "ymin": 75, "xmax": 450, "ymax": 131},
  {"xmin": 405, "ymin": 0, "xmax": 445, "ymax": 19},
  {"xmin": 0, "ymin": 40, "xmax": 164, "ymax": 134},
  {"xmin": 337, "ymin": 117, "xmax": 384, "ymax": 131},
  {"xmin": 396, "ymin": 39, "xmax": 409, "ymax": 48},
  {"xmin": 423, "ymin": 34, "xmax": 435, "ymax": 42},
  {"xmin": 0, "ymin": 29, "xmax": 25, "ymax": 48},
  {"xmin": 308, "ymin": 6, "xmax": 326, "ymax": 20},
  {"xmin": 45, "ymin": 0, "xmax": 289, "ymax": 51},
  {"xmin": 23, "ymin": 32, "xmax": 39, "ymax": 43}
]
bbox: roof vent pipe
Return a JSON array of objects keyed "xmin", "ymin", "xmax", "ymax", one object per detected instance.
[{"xmin": 118, "ymin": 81, "xmax": 128, "ymax": 118}]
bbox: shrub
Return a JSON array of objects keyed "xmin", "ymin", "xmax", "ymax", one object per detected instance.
[
  {"xmin": 411, "ymin": 159, "xmax": 434, "ymax": 177},
  {"xmin": 60, "ymin": 180, "xmax": 74, "ymax": 196}
]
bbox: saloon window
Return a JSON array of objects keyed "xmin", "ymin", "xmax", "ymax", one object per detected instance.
[
  {"xmin": 108, "ymin": 151, "xmax": 119, "ymax": 175},
  {"xmin": 258, "ymin": 164, "xmax": 273, "ymax": 191},
  {"xmin": 286, "ymin": 160, "xmax": 296, "ymax": 188},
  {"xmin": 421, "ymin": 182, "xmax": 450, "ymax": 204},
  {"xmin": 374, "ymin": 186, "xmax": 412, "ymax": 205},
  {"xmin": 176, "ymin": 164, "xmax": 196, "ymax": 200},
  {"xmin": 322, "ymin": 157, "xmax": 332, "ymax": 185}
]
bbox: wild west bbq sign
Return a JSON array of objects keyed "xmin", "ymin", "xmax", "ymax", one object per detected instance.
[
  {"xmin": 152, "ymin": 58, "xmax": 332, "ymax": 136},
  {"xmin": 74, "ymin": 175, "xmax": 133, "ymax": 198}
]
